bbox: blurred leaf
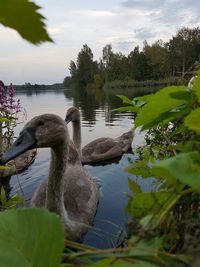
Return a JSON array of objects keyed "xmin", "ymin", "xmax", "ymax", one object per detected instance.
[
  {"xmin": 184, "ymin": 108, "xmax": 200, "ymax": 134},
  {"xmin": 135, "ymin": 86, "xmax": 189, "ymax": 130},
  {"xmin": 151, "ymin": 164, "xmax": 178, "ymax": 186},
  {"xmin": 5, "ymin": 194, "xmax": 25, "ymax": 209},
  {"xmin": 138, "ymin": 105, "xmax": 189, "ymax": 130},
  {"xmin": 126, "ymin": 159, "xmax": 152, "ymax": 178},
  {"xmin": 0, "ymin": 187, "xmax": 7, "ymax": 206},
  {"xmin": 152, "ymin": 152, "xmax": 200, "ymax": 192},
  {"xmin": 193, "ymin": 72, "xmax": 200, "ymax": 101},
  {"xmin": 116, "ymin": 94, "xmax": 134, "ymax": 105},
  {"xmin": 139, "ymin": 214, "xmax": 155, "ymax": 229},
  {"xmin": 0, "ymin": 117, "xmax": 10, "ymax": 123},
  {"xmin": 0, "ymin": 0, "xmax": 53, "ymax": 44},
  {"xmin": 128, "ymin": 178, "xmax": 142, "ymax": 193},
  {"xmin": 174, "ymin": 141, "xmax": 200, "ymax": 153},
  {"xmin": 135, "ymin": 94, "xmax": 152, "ymax": 103},
  {"xmin": 89, "ymin": 258, "xmax": 157, "ymax": 267},
  {"xmin": 135, "ymin": 100, "xmax": 146, "ymax": 108},
  {"xmin": 114, "ymin": 106, "xmax": 139, "ymax": 113},
  {"xmin": 129, "ymin": 239, "xmax": 185, "ymax": 267},
  {"xmin": 0, "ymin": 209, "xmax": 64, "ymax": 266},
  {"xmin": 127, "ymin": 192, "xmax": 173, "ymax": 217}
]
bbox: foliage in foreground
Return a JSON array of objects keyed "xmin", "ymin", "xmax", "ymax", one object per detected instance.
[
  {"xmin": 0, "ymin": 0, "xmax": 52, "ymax": 44},
  {"xmin": 1, "ymin": 75, "xmax": 200, "ymax": 266},
  {"xmin": 116, "ymin": 72, "xmax": 200, "ymax": 265}
]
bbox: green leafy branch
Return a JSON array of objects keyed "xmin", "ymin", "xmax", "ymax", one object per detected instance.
[
  {"xmin": 116, "ymin": 72, "xmax": 200, "ymax": 262},
  {"xmin": 0, "ymin": 0, "xmax": 53, "ymax": 44}
]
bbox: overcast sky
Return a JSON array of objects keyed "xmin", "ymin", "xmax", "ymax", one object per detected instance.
[{"xmin": 0, "ymin": 0, "xmax": 199, "ymax": 85}]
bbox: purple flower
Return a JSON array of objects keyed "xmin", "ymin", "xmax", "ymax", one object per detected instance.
[{"xmin": 0, "ymin": 83, "xmax": 22, "ymax": 117}]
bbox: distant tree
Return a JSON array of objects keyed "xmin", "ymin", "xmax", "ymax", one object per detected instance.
[
  {"xmin": 143, "ymin": 40, "xmax": 168, "ymax": 79},
  {"xmin": 128, "ymin": 46, "xmax": 151, "ymax": 81},
  {"xmin": 69, "ymin": 60, "xmax": 77, "ymax": 77},
  {"xmin": 167, "ymin": 27, "xmax": 200, "ymax": 77},
  {"xmin": 75, "ymin": 44, "xmax": 98, "ymax": 88},
  {"xmin": 65, "ymin": 27, "xmax": 200, "ymax": 87},
  {"xmin": 63, "ymin": 76, "xmax": 72, "ymax": 88},
  {"xmin": 101, "ymin": 44, "xmax": 129, "ymax": 81},
  {"xmin": 102, "ymin": 44, "xmax": 114, "ymax": 81}
]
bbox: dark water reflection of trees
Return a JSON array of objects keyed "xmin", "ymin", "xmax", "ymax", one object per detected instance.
[
  {"xmin": 63, "ymin": 87, "xmax": 134, "ymax": 124},
  {"xmin": 15, "ymin": 84, "xmax": 160, "ymax": 124}
]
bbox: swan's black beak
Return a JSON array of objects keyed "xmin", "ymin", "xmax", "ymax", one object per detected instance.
[
  {"xmin": 0, "ymin": 129, "xmax": 36, "ymax": 165},
  {"xmin": 65, "ymin": 115, "xmax": 71, "ymax": 124}
]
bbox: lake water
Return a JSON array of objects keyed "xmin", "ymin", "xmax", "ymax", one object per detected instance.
[{"xmin": 3, "ymin": 87, "xmax": 152, "ymax": 248}]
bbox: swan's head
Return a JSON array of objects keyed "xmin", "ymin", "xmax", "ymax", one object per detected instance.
[
  {"xmin": 0, "ymin": 114, "xmax": 69, "ymax": 165},
  {"xmin": 65, "ymin": 107, "xmax": 80, "ymax": 124}
]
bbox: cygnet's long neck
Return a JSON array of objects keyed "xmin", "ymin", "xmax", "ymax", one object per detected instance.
[
  {"xmin": 72, "ymin": 119, "xmax": 81, "ymax": 156},
  {"xmin": 46, "ymin": 139, "xmax": 75, "ymax": 233}
]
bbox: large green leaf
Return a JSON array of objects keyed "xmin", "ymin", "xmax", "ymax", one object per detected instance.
[
  {"xmin": 127, "ymin": 192, "xmax": 173, "ymax": 217},
  {"xmin": 184, "ymin": 108, "xmax": 200, "ymax": 134},
  {"xmin": 114, "ymin": 106, "xmax": 139, "ymax": 113},
  {"xmin": 152, "ymin": 152, "xmax": 200, "ymax": 192},
  {"xmin": 89, "ymin": 258, "xmax": 157, "ymax": 267},
  {"xmin": 135, "ymin": 86, "xmax": 189, "ymax": 130},
  {"xmin": 0, "ymin": 0, "xmax": 53, "ymax": 44},
  {"xmin": 116, "ymin": 94, "xmax": 134, "ymax": 105},
  {"xmin": 0, "ymin": 208, "xmax": 64, "ymax": 266}
]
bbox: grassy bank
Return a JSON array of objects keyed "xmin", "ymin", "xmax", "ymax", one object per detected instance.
[{"xmin": 103, "ymin": 77, "xmax": 186, "ymax": 96}]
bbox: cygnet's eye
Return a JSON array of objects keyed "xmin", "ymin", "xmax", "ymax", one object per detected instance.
[{"xmin": 38, "ymin": 121, "xmax": 45, "ymax": 126}]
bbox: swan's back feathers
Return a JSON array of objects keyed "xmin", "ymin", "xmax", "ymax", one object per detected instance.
[{"xmin": 82, "ymin": 129, "xmax": 134, "ymax": 164}]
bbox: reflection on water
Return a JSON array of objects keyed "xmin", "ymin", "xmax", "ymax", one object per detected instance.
[{"xmin": 4, "ymin": 86, "xmax": 153, "ymax": 248}]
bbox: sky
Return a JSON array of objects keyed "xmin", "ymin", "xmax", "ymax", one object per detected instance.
[{"xmin": 0, "ymin": 0, "xmax": 199, "ymax": 85}]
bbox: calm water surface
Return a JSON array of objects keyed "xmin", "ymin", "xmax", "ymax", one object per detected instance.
[{"xmin": 5, "ymin": 87, "xmax": 152, "ymax": 248}]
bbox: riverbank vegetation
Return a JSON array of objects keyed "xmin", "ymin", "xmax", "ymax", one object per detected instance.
[{"xmin": 64, "ymin": 27, "xmax": 200, "ymax": 95}]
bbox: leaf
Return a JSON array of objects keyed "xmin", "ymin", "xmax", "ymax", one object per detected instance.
[
  {"xmin": 174, "ymin": 141, "xmax": 200, "ymax": 153},
  {"xmin": 0, "ymin": 0, "xmax": 53, "ymax": 45},
  {"xmin": 135, "ymin": 86, "xmax": 189, "ymax": 130},
  {"xmin": 5, "ymin": 194, "xmax": 25, "ymax": 209},
  {"xmin": 0, "ymin": 187, "xmax": 7, "ymax": 206},
  {"xmin": 138, "ymin": 105, "xmax": 189, "ymax": 130},
  {"xmin": 0, "ymin": 208, "xmax": 64, "ymax": 266},
  {"xmin": 128, "ymin": 178, "xmax": 142, "ymax": 193},
  {"xmin": 89, "ymin": 258, "xmax": 157, "ymax": 267},
  {"xmin": 152, "ymin": 152, "xmax": 200, "ymax": 192},
  {"xmin": 126, "ymin": 159, "xmax": 152, "ymax": 178},
  {"xmin": 0, "ymin": 117, "xmax": 10, "ymax": 123},
  {"xmin": 135, "ymin": 94, "xmax": 152, "ymax": 103},
  {"xmin": 193, "ymin": 72, "xmax": 200, "ymax": 101},
  {"xmin": 127, "ymin": 192, "xmax": 173, "ymax": 217},
  {"xmin": 113, "ymin": 106, "xmax": 139, "ymax": 113},
  {"xmin": 184, "ymin": 108, "xmax": 200, "ymax": 134},
  {"xmin": 116, "ymin": 94, "xmax": 134, "ymax": 105}
]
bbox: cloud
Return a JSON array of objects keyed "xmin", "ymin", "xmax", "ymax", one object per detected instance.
[
  {"xmin": 75, "ymin": 10, "xmax": 115, "ymax": 17},
  {"xmin": 134, "ymin": 28, "xmax": 156, "ymax": 40},
  {"xmin": 121, "ymin": 0, "xmax": 163, "ymax": 10}
]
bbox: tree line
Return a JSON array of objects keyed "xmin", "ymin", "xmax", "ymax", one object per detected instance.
[{"xmin": 63, "ymin": 27, "xmax": 200, "ymax": 90}]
